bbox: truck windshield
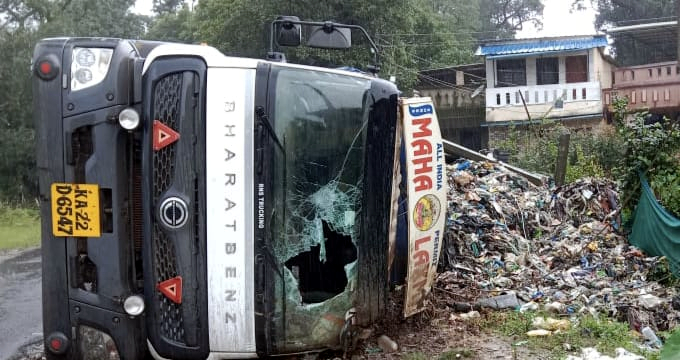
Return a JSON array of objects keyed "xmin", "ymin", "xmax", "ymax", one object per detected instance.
[{"xmin": 269, "ymin": 67, "xmax": 371, "ymax": 351}]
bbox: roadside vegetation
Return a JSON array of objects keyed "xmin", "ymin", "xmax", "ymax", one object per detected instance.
[
  {"xmin": 402, "ymin": 349, "xmax": 476, "ymax": 360},
  {"xmin": 0, "ymin": 204, "xmax": 40, "ymax": 250},
  {"xmin": 481, "ymin": 311, "xmax": 661, "ymax": 360},
  {"xmin": 491, "ymin": 98, "xmax": 680, "ymax": 219}
]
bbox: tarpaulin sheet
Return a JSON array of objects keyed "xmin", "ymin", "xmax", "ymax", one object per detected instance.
[{"xmin": 629, "ymin": 174, "xmax": 680, "ymax": 275}]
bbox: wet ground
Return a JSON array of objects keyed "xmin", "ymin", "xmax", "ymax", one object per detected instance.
[
  {"xmin": 0, "ymin": 247, "xmax": 537, "ymax": 360},
  {"xmin": 0, "ymin": 248, "xmax": 43, "ymax": 360}
]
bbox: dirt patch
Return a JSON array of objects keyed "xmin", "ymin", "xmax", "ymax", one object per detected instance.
[{"xmin": 338, "ymin": 288, "xmax": 549, "ymax": 360}]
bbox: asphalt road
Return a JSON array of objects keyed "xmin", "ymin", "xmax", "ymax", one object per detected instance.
[{"xmin": 0, "ymin": 248, "xmax": 43, "ymax": 360}]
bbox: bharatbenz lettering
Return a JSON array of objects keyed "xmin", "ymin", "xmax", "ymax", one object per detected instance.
[{"xmin": 33, "ymin": 19, "xmax": 446, "ymax": 360}]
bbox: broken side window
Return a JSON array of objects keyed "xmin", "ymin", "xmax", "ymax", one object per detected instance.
[{"xmin": 268, "ymin": 67, "xmax": 371, "ymax": 351}]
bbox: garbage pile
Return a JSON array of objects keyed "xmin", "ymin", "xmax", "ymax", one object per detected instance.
[{"xmin": 438, "ymin": 159, "xmax": 680, "ymax": 337}]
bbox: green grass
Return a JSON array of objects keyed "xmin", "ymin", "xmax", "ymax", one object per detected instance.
[
  {"xmin": 482, "ymin": 311, "xmax": 659, "ymax": 359},
  {"xmin": 439, "ymin": 348, "xmax": 476, "ymax": 359},
  {"xmin": 401, "ymin": 352, "xmax": 428, "ymax": 360},
  {"xmin": 402, "ymin": 349, "xmax": 476, "ymax": 360},
  {"xmin": 0, "ymin": 205, "xmax": 41, "ymax": 249}
]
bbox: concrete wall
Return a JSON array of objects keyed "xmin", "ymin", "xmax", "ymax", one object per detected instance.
[
  {"xmin": 483, "ymin": 49, "xmax": 611, "ymax": 123},
  {"xmin": 488, "ymin": 117, "xmax": 605, "ymax": 145},
  {"xmin": 486, "ymin": 98, "xmax": 603, "ymax": 122},
  {"xmin": 592, "ymin": 48, "xmax": 614, "ymax": 88}
]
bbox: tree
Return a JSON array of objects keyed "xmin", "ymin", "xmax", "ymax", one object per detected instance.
[
  {"xmin": 39, "ymin": 0, "xmax": 148, "ymax": 38},
  {"xmin": 573, "ymin": 0, "xmax": 676, "ymax": 65},
  {"xmin": 0, "ymin": 0, "xmax": 65, "ymax": 30},
  {"xmin": 572, "ymin": 0, "xmax": 675, "ymax": 29},
  {"xmin": 152, "ymin": 0, "xmax": 185, "ymax": 15},
  {"xmin": 0, "ymin": 0, "xmax": 147, "ymax": 201},
  {"xmin": 146, "ymin": 3, "xmax": 197, "ymax": 43},
  {"xmin": 0, "ymin": 28, "xmax": 39, "ymax": 200},
  {"xmin": 148, "ymin": 0, "xmax": 544, "ymax": 88},
  {"xmin": 478, "ymin": 0, "xmax": 544, "ymax": 40},
  {"xmin": 189, "ymin": 0, "xmax": 454, "ymax": 89}
]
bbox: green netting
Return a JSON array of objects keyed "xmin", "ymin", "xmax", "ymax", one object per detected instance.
[{"xmin": 629, "ymin": 174, "xmax": 680, "ymax": 275}]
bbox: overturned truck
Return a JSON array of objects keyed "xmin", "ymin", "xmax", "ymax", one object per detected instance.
[{"xmin": 33, "ymin": 17, "xmax": 446, "ymax": 359}]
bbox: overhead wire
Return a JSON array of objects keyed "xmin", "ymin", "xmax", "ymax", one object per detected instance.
[{"xmin": 377, "ymin": 36, "xmax": 488, "ymax": 90}]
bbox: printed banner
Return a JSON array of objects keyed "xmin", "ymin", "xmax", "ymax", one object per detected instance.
[{"xmin": 401, "ymin": 97, "xmax": 447, "ymax": 317}]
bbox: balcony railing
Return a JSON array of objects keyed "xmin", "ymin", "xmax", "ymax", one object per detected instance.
[
  {"xmin": 613, "ymin": 61, "xmax": 680, "ymax": 87},
  {"xmin": 604, "ymin": 62, "xmax": 680, "ymax": 112},
  {"xmin": 486, "ymin": 82, "xmax": 601, "ymax": 108}
]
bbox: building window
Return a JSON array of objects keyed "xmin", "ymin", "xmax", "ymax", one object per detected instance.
[
  {"xmin": 565, "ymin": 55, "xmax": 588, "ymax": 83},
  {"xmin": 536, "ymin": 57, "xmax": 559, "ymax": 85},
  {"xmin": 496, "ymin": 59, "xmax": 526, "ymax": 87}
]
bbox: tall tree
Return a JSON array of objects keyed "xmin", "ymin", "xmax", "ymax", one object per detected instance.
[
  {"xmin": 0, "ymin": 0, "xmax": 64, "ymax": 29},
  {"xmin": 478, "ymin": 0, "xmax": 544, "ymax": 40},
  {"xmin": 146, "ymin": 3, "xmax": 197, "ymax": 43},
  {"xmin": 39, "ymin": 0, "xmax": 148, "ymax": 38},
  {"xmin": 0, "ymin": 0, "xmax": 147, "ymax": 201},
  {"xmin": 188, "ymin": 0, "xmax": 454, "ymax": 89},
  {"xmin": 572, "ymin": 0, "xmax": 676, "ymax": 29},
  {"xmin": 573, "ymin": 0, "xmax": 676, "ymax": 65},
  {"xmin": 153, "ymin": 0, "xmax": 185, "ymax": 15},
  {"xmin": 0, "ymin": 28, "xmax": 39, "ymax": 200}
]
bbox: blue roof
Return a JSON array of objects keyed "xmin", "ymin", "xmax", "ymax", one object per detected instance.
[{"xmin": 476, "ymin": 36, "xmax": 608, "ymax": 59}]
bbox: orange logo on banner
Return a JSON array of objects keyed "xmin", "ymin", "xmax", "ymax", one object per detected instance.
[
  {"xmin": 157, "ymin": 276, "xmax": 182, "ymax": 304},
  {"xmin": 153, "ymin": 120, "xmax": 180, "ymax": 151}
]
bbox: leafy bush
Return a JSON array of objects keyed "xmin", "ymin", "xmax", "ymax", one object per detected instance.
[
  {"xmin": 0, "ymin": 127, "xmax": 37, "ymax": 203},
  {"xmin": 565, "ymin": 144, "xmax": 605, "ymax": 183},
  {"xmin": 610, "ymin": 98, "xmax": 680, "ymax": 218},
  {"xmin": 0, "ymin": 203, "xmax": 40, "ymax": 249},
  {"xmin": 491, "ymin": 120, "xmax": 623, "ymax": 183},
  {"xmin": 492, "ymin": 119, "xmax": 561, "ymax": 175}
]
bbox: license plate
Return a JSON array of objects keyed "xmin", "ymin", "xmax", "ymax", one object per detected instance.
[{"xmin": 51, "ymin": 183, "xmax": 101, "ymax": 237}]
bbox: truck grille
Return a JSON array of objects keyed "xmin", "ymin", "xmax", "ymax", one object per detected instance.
[
  {"xmin": 153, "ymin": 74, "xmax": 179, "ymax": 195},
  {"xmin": 152, "ymin": 73, "xmax": 184, "ymax": 343},
  {"xmin": 144, "ymin": 60, "xmax": 208, "ymax": 358},
  {"xmin": 154, "ymin": 225, "xmax": 184, "ymax": 341}
]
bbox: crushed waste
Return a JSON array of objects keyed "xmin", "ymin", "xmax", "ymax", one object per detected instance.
[{"xmin": 436, "ymin": 159, "xmax": 680, "ymax": 352}]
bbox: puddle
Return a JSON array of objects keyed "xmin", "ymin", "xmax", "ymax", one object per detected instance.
[{"xmin": 0, "ymin": 248, "xmax": 41, "ymax": 282}]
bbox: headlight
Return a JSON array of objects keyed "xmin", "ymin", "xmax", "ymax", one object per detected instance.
[
  {"xmin": 118, "ymin": 108, "xmax": 141, "ymax": 131},
  {"xmin": 70, "ymin": 47, "xmax": 113, "ymax": 91},
  {"xmin": 78, "ymin": 325, "xmax": 120, "ymax": 360},
  {"xmin": 75, "ymin": 48, "xmax": 96, "ymax": 66},
  {"xmin": 123, "ymin": 294, "xmax": 145, "ymax": 315}
]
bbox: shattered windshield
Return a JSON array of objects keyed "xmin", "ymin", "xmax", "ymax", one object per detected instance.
[{"xmin": 269, "ymin": 67, "xmax": 371, "ymax": 351}]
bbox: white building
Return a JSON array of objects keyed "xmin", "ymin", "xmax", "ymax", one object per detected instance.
[{"xmin": 476, "ymin": 35, "xmax": 614, "ymax": 131}]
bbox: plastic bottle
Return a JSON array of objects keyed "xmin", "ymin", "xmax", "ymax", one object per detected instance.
[
  {"xmin": 641, "ymin": 326, "xmax": 662, "ymax": 347},
  {"xmin": 377, "ymin": 335, "xmax": 398, "ymax": 353}
]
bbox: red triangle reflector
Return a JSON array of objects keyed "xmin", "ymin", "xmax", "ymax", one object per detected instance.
[
  {"xmin": 153, "ymin": 120, "xmax": 180, "ymax": 151},
  {"xmin": 157, "ymin": 276, "xmax": 182, "ymax": 304}
]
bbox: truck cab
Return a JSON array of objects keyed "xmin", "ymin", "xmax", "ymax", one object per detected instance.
[{"xmin": 33, "ymin": 34, "xmax": 399, "ymax": 359}]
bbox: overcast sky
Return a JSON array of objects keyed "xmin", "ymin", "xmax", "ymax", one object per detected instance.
[
  {"xmin": 132, "ymin": 0, "xmax": 599, "ymax": 38},
  {"xmin": 517, "ymin": 0, "xmax": 597, "ymax": 38}
]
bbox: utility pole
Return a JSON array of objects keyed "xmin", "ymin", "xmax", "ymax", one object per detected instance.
[
  {"xmin": 554, "ymin": 131, "xmax": 571, "ymax": 187},
  {"xmin": 677, "ymin": 0, "xmax": 680, "ymax": 62}
]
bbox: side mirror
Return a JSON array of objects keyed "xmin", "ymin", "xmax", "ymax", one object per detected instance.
[
  {"xmin": 268, "ymin": 17, "xmax": 380, "ymax": 73},
  {"xmin": 306, "ymin": 22, "xmax": 352, "ymax": 49},
  {"xmin": 275, "ymin": 16, "xmax": 301, "ymax": 47}
]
